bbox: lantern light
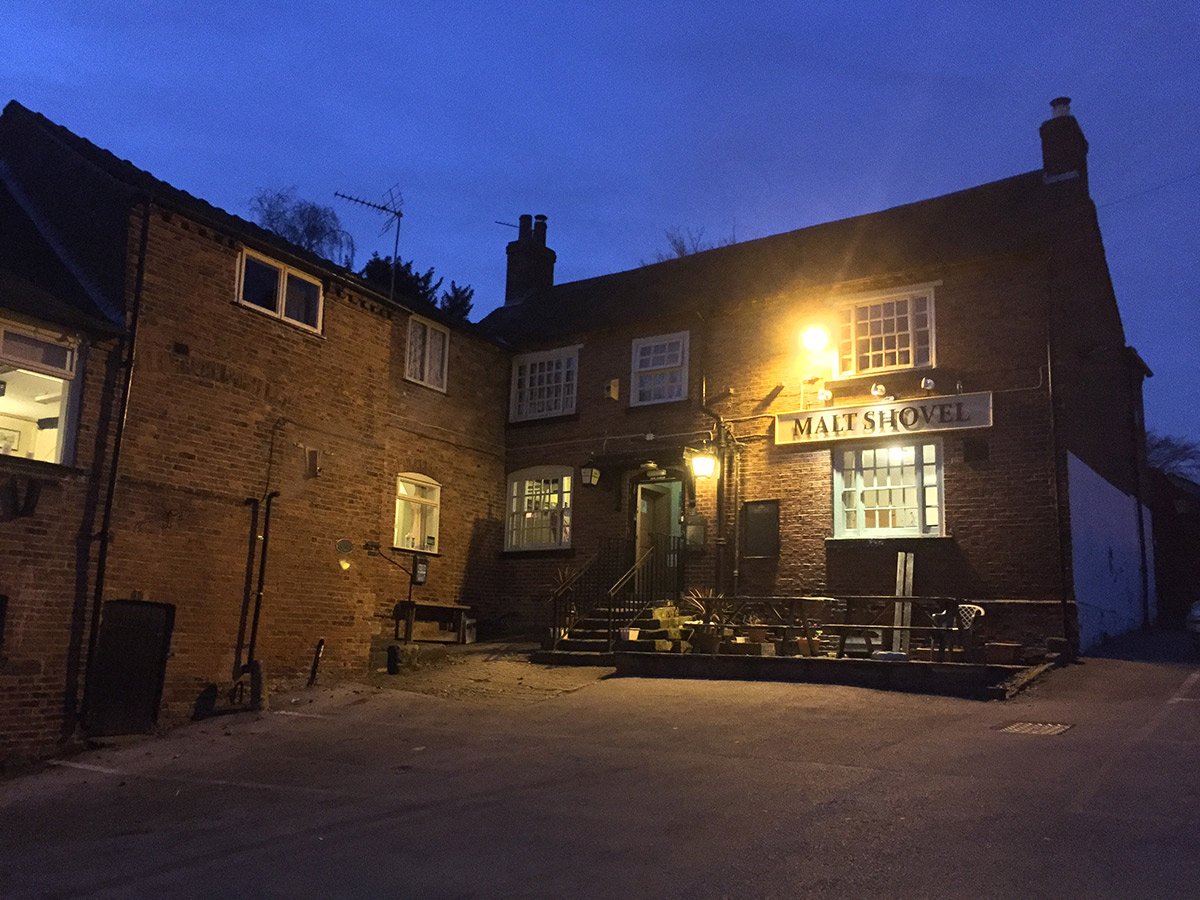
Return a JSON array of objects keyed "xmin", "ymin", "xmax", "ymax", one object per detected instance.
[
  {"xmin": 689, "ymin": 452, "xmax": 718, "ymax": 479},
  {"xmin": 580, "ymin": 465, "xmax": 600, "ymax": 486},
  {"xmin": 801, "ymin": 325, "xmax": 830, "ymax": 354}
]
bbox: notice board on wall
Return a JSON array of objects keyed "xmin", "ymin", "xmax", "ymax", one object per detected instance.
[{"xmin": 741, "ymin": 499, "xmax": 780, "ymax": 559}]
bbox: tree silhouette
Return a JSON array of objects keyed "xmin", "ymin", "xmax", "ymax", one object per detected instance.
[
  {"xmin": 360, "ymin": 253, "xmax": 442, "ymax": 306},
  {"xmin": 250, "ymin": 186, "xmax": 355, "ymax": 267},
  {"xmin": 439, "ymin": 281, "xmax": 474, "ymax": 322},
  {"xmin": 1146, "ymin": 431, "xmax": 1200, "ymax": 479}
]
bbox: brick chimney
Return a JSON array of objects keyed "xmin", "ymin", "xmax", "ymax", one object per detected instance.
[
  {"xmin": 1039, "ymin": 97, "xmax": 1089, "ymax": 188},
  {"xmin": 505, "ymin": 213, "xmax": 556, "ymax": 305}
]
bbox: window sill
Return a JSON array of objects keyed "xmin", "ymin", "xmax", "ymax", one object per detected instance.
[
  {"xmin": 825, "ymin": 534, "xmax": 953, "ymax": 544},
  {"xmin": 232, "ymin": 299, "xmax": 325, "ymax": 338},
  {"xmin": 500, "ymin": 547, "xmax": 576, "ymax": 559},
  {"xmin": 0, "ymin": 455, "xmax": 87, "ymax": 479},
  {"xmin": 826, "ymin": 364, "xmax": 934, "ymax": 387},
  {"xmin": 403, "ymin": 375, "xmax": 448, "ymax": 395},
  {"xmin": 390, "ymin": 547, "xmax": 441, "ymax": 558},
  {"xmin": 627, "ymin": 397, "xmax": 689, "ymax": 410},
  {"xmin": 508, "ymin": 411, "xmax": 580, "ymax": 426}
]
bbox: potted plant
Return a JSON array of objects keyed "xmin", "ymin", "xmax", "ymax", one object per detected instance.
[
  {"xmin": 745, "ymin": 615, "xmax": 770, "ymax": 643},
  {"xmin": 682, "ymin": 588, "xmax": 730, "ymax": 654}
]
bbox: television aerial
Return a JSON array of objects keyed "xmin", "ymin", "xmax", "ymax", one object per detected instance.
[{"xmin": 335, "ymin": 186, "xmax": 403, "ymax": 303}]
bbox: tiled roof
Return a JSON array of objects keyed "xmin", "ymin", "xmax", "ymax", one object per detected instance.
[
  {"xmin": 481, "ymin": 169, "xmax": 1077, "ymax": 347},
  {"xmin": 0, "ymin": 101, "xmax": 472, "ymax": 333}
]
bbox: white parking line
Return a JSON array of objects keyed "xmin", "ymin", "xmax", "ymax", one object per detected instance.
[{"xmin": 1167, "ymin": 671, "xmax": 1199, "ymax": 703}]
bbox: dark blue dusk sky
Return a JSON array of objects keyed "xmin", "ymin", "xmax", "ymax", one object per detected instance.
[{"xmin": 5, "ymin": 2, "xmax": 1198, "ymax": 440}]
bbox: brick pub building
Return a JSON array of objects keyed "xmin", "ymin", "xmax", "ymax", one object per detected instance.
[{"xmin": 1, "ymin": 98, "xmax": 1153, "ymax": 765}]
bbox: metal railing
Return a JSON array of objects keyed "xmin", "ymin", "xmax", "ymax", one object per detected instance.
[{"xmin": 548, "ymin": 534, "xmax": 684, "ymax": 651}]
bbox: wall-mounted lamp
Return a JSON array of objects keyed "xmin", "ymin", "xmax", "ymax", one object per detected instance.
[
  {"xmin": 687, "ymin": 449, "xmax": 718, "ymax": 479},
  {"xmin": 801, "ymin": 325, "xmax": 830, "ymax": 353},
  {"xmin": 580, "ymin": 465, "xmax": 601, "ymax": 486},
  {"xmin": 870, "ymin": 383, "xmax": 888, "ymax": 398},
  {"xmin": 818, "ymin": 388, "xmax": 833, "ymax": 404},
  {"xmin": 335, "ymin": 538, "xmax": 354, "ymax": 571},
  {"xmin": 920, "ymin": 377, "xmax": 936, "ymax": 392}
]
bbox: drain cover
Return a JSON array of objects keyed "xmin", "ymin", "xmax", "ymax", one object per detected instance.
[{"xmin": 997, "ymin": 721, "xmax": 1074, "ymax": 736}]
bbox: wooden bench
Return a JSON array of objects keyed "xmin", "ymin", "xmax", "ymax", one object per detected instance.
[{"xmin": 392, "ymin": 600, "xmax": 475, "ymax": 644}]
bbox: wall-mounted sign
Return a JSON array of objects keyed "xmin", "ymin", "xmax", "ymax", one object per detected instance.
[{"xmin": 775, "ymin": 391, "xmax": 993, "ymax": 445}]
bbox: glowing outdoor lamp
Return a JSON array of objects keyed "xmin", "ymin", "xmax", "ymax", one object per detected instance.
[
  {"xmin": 801, "ymin": 325, "xmax": 830, "ymax": 354},
  {"xmin": 688, "ymin": 451, "xmax": 718, "ymax": 479}
]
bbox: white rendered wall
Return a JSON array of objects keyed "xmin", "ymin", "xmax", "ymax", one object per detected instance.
[{"xmin": 1068, "ymin": 452, "xmax": 1156, "ymax": 651}]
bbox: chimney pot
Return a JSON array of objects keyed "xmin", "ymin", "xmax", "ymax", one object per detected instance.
[
  {"xmin": 1040, "ymin": 97, "xmax": 1088, "ymax": 189},
  {"xmin": 517, "ymin": 214, "xmax": 532, "ymax": 239},
  {"xmin": 533, "ymin": 214, "xmax": 548, "ymax": 247},
  {"xmin": 1050, "ymin": 96, "xmax": 1072, "ymax": 118}
]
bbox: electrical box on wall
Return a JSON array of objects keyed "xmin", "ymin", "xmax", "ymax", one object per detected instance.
[{"xmin": 603, "ymin": 378, "xmax": 619, "ymax": 400}]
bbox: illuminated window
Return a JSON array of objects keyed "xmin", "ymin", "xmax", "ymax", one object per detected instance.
[
  {"xmin": 394, "ymin": 473, "xmax": 440, "ymax": 552},
  {"xmin": 631, "ymin": 331, "xmax": 688, "ymax": 406},
  {"xmin": 238, "ymin": 250, "xmax": 323, "ymax": 331},
  {"xmin": 837, "ymin": 289, "xmax": 933, "ymax": 377},
  {"xmin": 833, "ymin": 441, "xmax": 942, "ymax": 537},
  {"xmin": 406, "ymin": 316, "xmax": 449, "ymax": 391},
  {"xmin": 511, "ymin": 346, "xmax": 579, "ymax": 421},
  {"xmin": 0, "ymin": 318, "xmax": 79, "ymax": 465},
  {"xmin": 506, "ymin": 466, "xmax": 572, "ymax": 550}
]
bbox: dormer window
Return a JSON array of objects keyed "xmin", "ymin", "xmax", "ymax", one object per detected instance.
[{"xmin": 238, "ymin": 250, "xmax": 323, "ymax": 332}]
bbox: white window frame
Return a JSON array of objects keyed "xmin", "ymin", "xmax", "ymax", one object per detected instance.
[
  {"xmin": 835, "ymin": 285, "xmax": 935, "ymax": 378},
  {"xmin": 832, "ymin": 440, "xmax": 944, "ymax": 538},
  {"xmin": 236, "ymin": 248, "xmax": 324, "ymax": 333},
  {"xmin": 510, "ymin": 345, "xmax": 580, "ymax": 422},
  {"xmin": 393, "ymin": 472, "xmax": 441, "ymax": 553},
  {"xmin": 630, "ymin": 330, "xmax": 689, "ymax": 407},
  {"xmin": 0, "ymin": 317, "xmax": 80, "ymax": 465},
  {"xmin": 505, "ymin": 465, "xmax": 573, "ymax": 551},
  {"xmin": 406, "ymin": 315, "xmax": 449, "ymax": 392}
]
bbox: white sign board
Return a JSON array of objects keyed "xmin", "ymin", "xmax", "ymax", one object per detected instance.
[{"xmin": 775, "ymin": 391, "xmax": 993, "ymax": 445}]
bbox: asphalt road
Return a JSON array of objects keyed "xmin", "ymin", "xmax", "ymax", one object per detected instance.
[{"xmin": 2, "ymin": 632, "xmax": 1198, "ymax": 899}]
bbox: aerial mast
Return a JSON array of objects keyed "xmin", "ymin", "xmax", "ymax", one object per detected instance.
[{"xmin": 335, "ymin": 186, "xmax": 403, "ymax": 304}]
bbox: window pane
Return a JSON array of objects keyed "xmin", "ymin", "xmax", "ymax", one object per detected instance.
[
  {"xmin": 242, "ymin": 257, "xmax": 280, "ymax": 311},
  {"xmin": 0, "ymin": 366, "xmax": 69, "ymax": 463},
  {"xmin": 284, "ymin": 274, "xmax": 321, "ymax": 327},
  {"xmin": 427, "ymin": 329, "xmax": 447, "ymax": 389},
  {"xmin": 407, "ymin": 321, "xmax": 427, "ymax": 381}
]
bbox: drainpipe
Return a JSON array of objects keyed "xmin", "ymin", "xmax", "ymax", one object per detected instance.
[
  {"xmin": 80, "ymin": 195, "xmax": 152, "ymax": 725},
  {"xmin": 701, "ymin": 378, "xmax": 729, "ymax": 595},
  {"xmin": 1124, "ymin": 348, "xmax": 1152, "ymax": 628},
  {"xmin": 1044, "ymin": 286, "xmax": 1074, "ymax": 649}
]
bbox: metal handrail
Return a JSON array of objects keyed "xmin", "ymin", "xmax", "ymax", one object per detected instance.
[{"xmin": 607, "ymin": 546, "xmax": 655, "ymax": 599}]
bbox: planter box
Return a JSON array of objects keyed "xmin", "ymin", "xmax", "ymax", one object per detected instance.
[{"xmin": 619, "ymin": 627, "xmax": 640, "ymax": 641}]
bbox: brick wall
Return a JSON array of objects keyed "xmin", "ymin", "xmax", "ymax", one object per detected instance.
[
  {"xmin": 0, "ymin": 327, "xmax": 121, "ymax": 766},
  {"xmin": 498, "ymin": 253, "xmax": 1075, "ymax": 632}
]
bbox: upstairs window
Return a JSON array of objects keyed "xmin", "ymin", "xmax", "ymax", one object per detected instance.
[
  {"xmin": 631, "ymin": 331, "xmax": 688, "ymax": 406},
  {"xmin": 833, "ymin": 441, "xmax": 942, "ymax": 537},
  {"xmin": 394, "ymin": 473, "xmax": 440, "ymax": 552},
  {"xmin": 837, "ymin": 288, "xmax": 933, "ymax": 377},
  {"xmin": 511, "ymin": 346, "xmax": 579, "ymax": 421},
  {"xmin": 0, "ymin": 318, "xmax": 78, "ymax": 465},
  {"xmin": 506, "ymin": 466, "xmax": 572, "ymax": 550},
  {"xmin": 238, "ymin": 250, "xmax": 323, "ymax": 332},
  {"xmin": 406, "ymin": 316, "xmax": 449, "ymax": 391}
]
